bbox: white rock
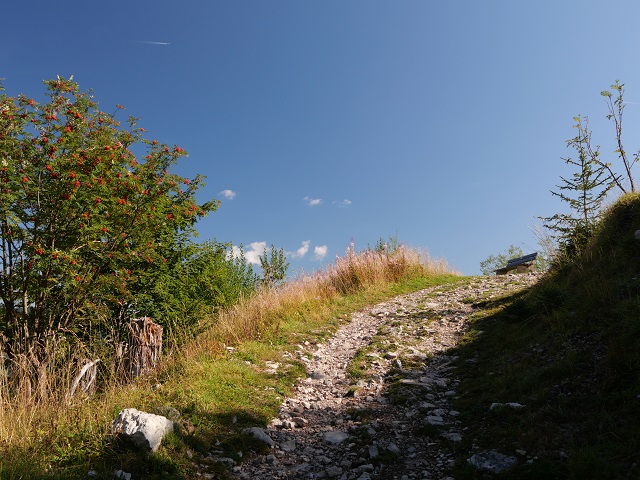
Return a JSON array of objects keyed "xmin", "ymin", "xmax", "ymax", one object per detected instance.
[
  {"xmin": 244, "ymin": 427, "xmax": 275, "ymax": 446},
  {"xmin": 112, "ymin": 408, "xmax": 173, "ymax": 452},
  {"xmin": 270, "ymin": 418, "xmax": 284, "ymax": 428},
  {"xmin": 324, "ymin": 431, "xmax": 349, "ymax": 444},
  {"xmin": 442, "ymin": 432, "xmax": 462, "ymax": 442},
  {"xmin": 426, "ymin": 415, "xmax": 444, "ymax": 425},
  {"xmin": 280, "ymin": 439, "xmax": 296, "ymax": 452}
]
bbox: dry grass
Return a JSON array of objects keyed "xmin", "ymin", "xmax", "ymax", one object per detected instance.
[
  {"xmin": 206, "ymin": 244, "xmax": 453, "ymax": 346},
  {"xmin": 0, "ymin": 243, "xmax": 456, "ymax": 477}
]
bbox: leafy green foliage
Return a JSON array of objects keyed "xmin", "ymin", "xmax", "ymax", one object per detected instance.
[
  {"xmin": 372, "ymin": 233, "xmax": 400, "ymax": 254},
  {"xmin": 259, "ymin": 245, "xmax": 289, "ymax": 287},
  {"xmin": 140, "ymin": 241, "xmax": 260, "ymax": 339},
  {"xmin": 0, "ymin": 77, "xmax": 217, "ymax": 352}
]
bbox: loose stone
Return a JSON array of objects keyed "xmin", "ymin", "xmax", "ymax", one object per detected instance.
[{"xmin": 324, "ymin": 431, "xmax": 349, "ymax": 444}]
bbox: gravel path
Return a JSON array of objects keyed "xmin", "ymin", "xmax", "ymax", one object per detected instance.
[{"xmin": 230, "ymin": 274, "xmax": 541, "ymax": 480}]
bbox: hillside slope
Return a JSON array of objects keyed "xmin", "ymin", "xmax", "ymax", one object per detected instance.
[{"xmin": 451, "ymin": 193, "xmax": 640, "ymax": 479}]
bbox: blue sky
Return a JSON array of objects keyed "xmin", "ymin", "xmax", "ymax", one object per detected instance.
[{"xmin": 3, "ymin": 1, "xmax": 640, "ymax": 275}]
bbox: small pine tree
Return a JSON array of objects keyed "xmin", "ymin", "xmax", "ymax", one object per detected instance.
[{"xmin": 541, "ymin": 115, "xmax": 614, "ymax": 257}]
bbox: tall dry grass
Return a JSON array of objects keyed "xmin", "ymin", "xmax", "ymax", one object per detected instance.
[
  {"xmin": 0, "ymin": 242, "xmax": 455, "ymax": 471},
  {"xmin": 0, "ymin": 336, "xmax": 120, "ymax": 449},
  {"xmin": 206, "ymin": 243, "xmax": 454, "ymax": 347}
]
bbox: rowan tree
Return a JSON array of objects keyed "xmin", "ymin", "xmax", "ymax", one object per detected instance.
[{"xmin": 0, "ymin": 76, "xmax": 218, "ymax": 353}]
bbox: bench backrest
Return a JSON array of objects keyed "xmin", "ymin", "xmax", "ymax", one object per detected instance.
[{"xmin": 505, "ymin": 252, "xmax": 538, "ymax": 267}]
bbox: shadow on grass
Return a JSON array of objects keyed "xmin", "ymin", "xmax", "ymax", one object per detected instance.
[{"xmin": 443, "ymin": 276, "xmax": 640, "ymax": 480}]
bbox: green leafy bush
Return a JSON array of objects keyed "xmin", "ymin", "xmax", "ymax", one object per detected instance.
[{"xmin": 141, "ymin": 241, "xmax": 260, "ymax": 339}]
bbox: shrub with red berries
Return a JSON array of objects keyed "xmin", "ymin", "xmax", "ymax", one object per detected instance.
[{"xmin": 0, "ymin": 76, "xmax": 219, "ymax": 350}]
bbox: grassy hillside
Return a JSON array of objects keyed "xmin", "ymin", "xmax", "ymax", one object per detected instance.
[
  {"xmin": 450, "ymin": 193, "xmax": 640, "ymax": 479},
  {"xmin": 0, "ymin": 245, "xmax": 458, "ymax": 479},
  {"xmin": 3, "ymin": 194, "xmax": 639, "ymax": 479}
]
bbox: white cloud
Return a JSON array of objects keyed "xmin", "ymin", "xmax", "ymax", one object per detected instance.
[
  {"xmin": 304, "ymin": 196, "xmax": 322, "ymax": 206},
  {"xmin": 220, "ymin": 189, "xmax": 237, "ymax": 200},
  {"xmin": 332, "ymin": 199, "xmax": 352, "ymax": 206},
  {"xmin": 288, "ymin": 240, "xmax": 310, "ymax": 259},
  {"xmin": 230, "ymin": 242, "xmax": 266, "ymax": 265},
  {"xmin": 245, "ymin": 241, "xmax": 267, "ymax": 264},
  {"xmin": 314, "ymin": 245, "xmax": 328, "ymax": 260}
]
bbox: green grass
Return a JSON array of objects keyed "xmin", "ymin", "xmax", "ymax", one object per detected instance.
[{"xmin": 447, "ymin": 193, "xmax": 640, "ymax": 479}]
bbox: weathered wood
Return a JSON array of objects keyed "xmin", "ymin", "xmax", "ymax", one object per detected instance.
[
  {"xmin": 127, "ymin": 317, "xmax": 162, "ymax": 379},
  {"xmin": 68, "ymin": 358, "xmax": 100, "ymax": 399}
]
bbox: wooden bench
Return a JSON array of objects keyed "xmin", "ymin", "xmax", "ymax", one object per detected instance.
[{"xmin": 495, "ymin": 252, "xmax": 538, "ymax": 275}]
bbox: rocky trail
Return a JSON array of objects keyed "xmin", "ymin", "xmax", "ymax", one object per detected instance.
[{"xmin": 221, "ymin": 274, "xmax": 541, "ymax": 480}]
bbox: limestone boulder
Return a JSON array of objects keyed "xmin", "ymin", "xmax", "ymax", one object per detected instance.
[{"xmin": 112, "ymin": 408, "xmax": 174, "ymax": 452}]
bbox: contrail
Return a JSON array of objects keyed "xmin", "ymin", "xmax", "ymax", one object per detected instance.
[{"xmin": 138, "ymin": 41, "xmax": 171, "ymax": 45}]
